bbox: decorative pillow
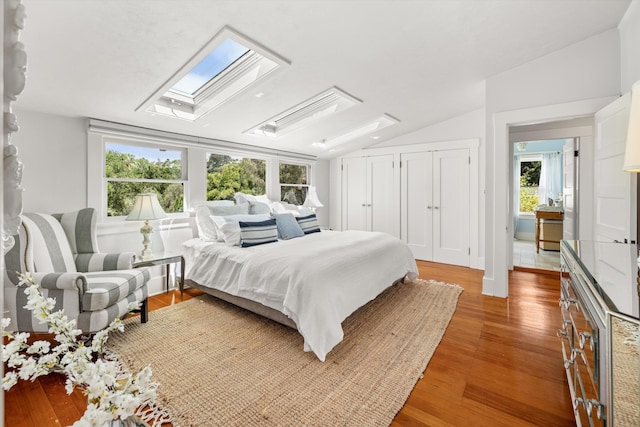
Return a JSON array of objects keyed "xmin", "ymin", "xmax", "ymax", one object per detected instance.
[
  {"xmin": 248, "ymin": 201, "xmax": 271, "ymax": 215},
  {"xmin": 195, "ymin": 206, "xmax": 219, "ymax": 242},
  {"xmin": 208, "ymin": 203, "xmax": 249, "ymax": 217},
  {"xmin": 239, "ymin": 218, "xmax": 278, "ymax": 247},
  {"xmin": 296, "ymin": 214, "xmax": 321, "ymax": 234},
  {"xmin": 211, "ymin": 214, "xmax": 271, "ymax": 246},
  {"xmin": 271, "ymin": 213, "xmax": 305, "ymax": 240},
  {"xmin": 235, "ymin": 192, "xmax": 271, "ymax": 205}
]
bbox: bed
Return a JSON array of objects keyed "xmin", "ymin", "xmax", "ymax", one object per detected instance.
[{"xmin": 182, "ymin": 229, "xmax": 418, "ymax": 361}]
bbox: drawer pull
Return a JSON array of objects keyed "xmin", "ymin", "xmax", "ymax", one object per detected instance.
[
  {"xmin": 585, "ymin": 399, "xmax": 603, "ymax": 419},
  {"xmin": 573, "ymin": 397, "xmax": 584, "ymax": 411},
  {"xmin": 579, "ymin": 332, "xmax": 593, "ymax": 351},
  {"xmin": 564, "ymin": 357, "xmax": 574, "ymax": 369}
]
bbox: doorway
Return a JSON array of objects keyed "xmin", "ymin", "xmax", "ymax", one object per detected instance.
[{"xmin": 512, "ymin": 139, "xmax": 570, "ymax": 271}]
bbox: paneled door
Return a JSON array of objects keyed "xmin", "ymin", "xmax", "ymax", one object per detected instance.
[
  {"xmin": 432, "ymin": 149, "xmax": 470, "ymax": 266},
  {"xmin": 341, "ymin": 155, "xmax": 395, "ymax": 235},
  {"xmin": 400, "ymin": 151, "xmax": 433, "ymax": 260},
  {"xmin": 563, "ymin": 139, "xmax": 577, "ymax": 240},
  {"xmin": 401, "ymin": 149, "xmax": 470, "ymax": 266},
  {"xmin": 341, "ymin": 156, "xmax": 368, "ymax": 231},
  {"xmin": 594, "ymin": 93, "xmax": 636, "ymax": 243}
]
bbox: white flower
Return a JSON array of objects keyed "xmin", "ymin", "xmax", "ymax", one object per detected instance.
[
  {"xmin": 2, "ymin": 273, "xmax": 158, "ymax": 424},
  {"xmin": 2, "ymin": 372, "xmax": 18, "ymax": 390},
  {"xmin": 27, "ymin": 340, "xmax": 51, "ymax": 354},
  {"xmin": 2, "ymin": 318, "xmax": 12, "ymax": 330}
]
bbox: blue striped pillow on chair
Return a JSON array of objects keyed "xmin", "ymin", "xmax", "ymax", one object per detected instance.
[
  {"xmin": 239, "ymin": 218, "xmax": 278, "ymax": 247},
  {"xmin": 296, "ymin": 214, "xmax": 321, "ymax": 234}
]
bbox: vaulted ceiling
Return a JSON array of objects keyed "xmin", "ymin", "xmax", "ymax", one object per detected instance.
[{"xmin": 18, "ymin": 0, "xmax": 630, "ymax": 158}]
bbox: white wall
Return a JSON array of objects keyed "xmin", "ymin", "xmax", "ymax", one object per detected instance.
[
  {"xmin": 619, "ymin": 0, "xmax": 640, "ymax": 93},
  {"xmin": 484, "ymin": 29, "xmax": 621, "ymax": 296},
  {"xmin": 12, "ymin": 108, "xmax": 87, "ymax": 212}
]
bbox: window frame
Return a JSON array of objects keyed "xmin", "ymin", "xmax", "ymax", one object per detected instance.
[
  {"xmin": 278, "ymin": 160, "xmax": 311, "ymax": 206},
  {"xmin": 90, "ymin": 134, "xmax": 188, "ymax": 222},
  {"xmin": 517, "ymin": 154, "xmax": 542, "ymax": 215}
]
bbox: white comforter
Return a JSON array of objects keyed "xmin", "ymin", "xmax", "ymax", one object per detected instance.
[{"xmin": 182, "ymin": 230, "xmax": 418, "ymax": 361}]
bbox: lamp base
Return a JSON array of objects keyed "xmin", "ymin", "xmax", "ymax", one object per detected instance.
[{"xmin": 139, "ymin": 220, "xmax": 154, "ymax": 261}]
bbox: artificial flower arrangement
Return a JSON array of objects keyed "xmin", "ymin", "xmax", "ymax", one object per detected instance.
[{"xmin": 2, "ymin": 273, "xmax": 160, "ymax": 426}]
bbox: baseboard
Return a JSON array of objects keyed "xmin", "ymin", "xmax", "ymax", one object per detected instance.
[{"xmin": 515, "ymin": 232, "xmax": 534, "ymax": 241}]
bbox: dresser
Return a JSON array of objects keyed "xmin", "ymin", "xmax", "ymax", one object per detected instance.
[{"xmin": 559, "ymin": 240, "xmax": 640, "ymax": 427}]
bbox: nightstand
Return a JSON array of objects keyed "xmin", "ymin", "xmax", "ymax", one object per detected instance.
[{"xmin": 133, "ymin": 253, "xmax": 185, "ymax": 294}]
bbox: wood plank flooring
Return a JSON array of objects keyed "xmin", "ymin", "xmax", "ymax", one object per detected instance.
[{"xmin": 4, "ymin": 261, "xmax": 574, "ymax": 426}]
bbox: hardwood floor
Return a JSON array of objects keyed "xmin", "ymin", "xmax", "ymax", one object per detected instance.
[{"xmin": 4, "ymin": 261, "xmax": 574, "ymax": 426}]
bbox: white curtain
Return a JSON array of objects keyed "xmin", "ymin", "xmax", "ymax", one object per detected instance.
[{"xmin": 538, "ymin": 152, "xmax": 562, "ymax": 205}]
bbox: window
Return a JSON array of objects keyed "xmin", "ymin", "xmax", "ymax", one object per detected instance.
[
  {"xmin": 171, "ymin": 38, "xmax": 250, "ymax": 95},
  {"xmin": 279, "ymin": 162, "xmax": 309, "ymax": 205},
  {"xmin": 140, "ymin": 26, "xmax": 289, "ymax": 121},
  {"xmin": 519, "ymin": 157, "xmax": 541, "ymax": 213},
  {"xmin": 105, "ymin": 143, "xmax": 185, "ymax": 216},
  {"xmin": 206, "ymin": 153, "xmax": 266, "ymax": 200}
]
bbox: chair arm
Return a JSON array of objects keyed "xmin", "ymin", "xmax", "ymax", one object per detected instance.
[
  {"xmin": 31, "ymin": 272, "xmax": 87, "ymax": 293},
  {"xmin": 75, "ymin": 252, "xmax": 136, "ymax": 272}
]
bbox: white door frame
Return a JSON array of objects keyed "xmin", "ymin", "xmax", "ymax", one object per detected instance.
[{"xmin": 483, "ymin": 96, "xmax": 617, "ymax": 298}]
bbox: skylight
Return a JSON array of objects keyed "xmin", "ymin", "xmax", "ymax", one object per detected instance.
[
  {"xmin": 138, "ymin": 26, "xmax": 289, "ymax": 121},
  {"xmin": 170, "ymin": 38, "xmax": 250, "ymax": 95},
  {"xmin": 246, "ymin": 87, "xmax": 361, "ymax": 138},
  {"xmin": 322, "ymin": 114, "xmax": 400, "ymax": 148}
]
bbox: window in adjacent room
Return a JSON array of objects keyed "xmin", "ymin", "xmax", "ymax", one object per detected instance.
[
  {"xmin": 105, "ymin": 143, "xmax": 185, "ymax": 216},
  {"xmin": 518, "ymin": 156, "xmax": 541, "ymax": 213},
  {"xmin": 279, "ymin": 162, "xmax": 309, "ymax": 205},
  {"xmin": 205, "ymin": 152, "xmax": 266, "ymax": 201}
]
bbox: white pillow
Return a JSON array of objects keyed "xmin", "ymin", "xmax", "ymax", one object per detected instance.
[
  {"xmin": 211, "ymin": 214, "xmax": 271, "ymax": 246},
  {"xmin": 235, "ymin": 192, "xmax": 272, "ymax": 205},
  {"xmin": 195, "ymin": 206, "xmax": 219, "ymax": 242}
]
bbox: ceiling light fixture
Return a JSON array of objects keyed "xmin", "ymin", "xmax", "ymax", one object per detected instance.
[{"xmin": 246, "ymin": 87, "xmax": 361, "ymax": 138}]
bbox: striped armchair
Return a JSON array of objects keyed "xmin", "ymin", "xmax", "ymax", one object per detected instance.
[{"xmin": 3, "ymin": 208, "xmax": 149, "ymax": 333}]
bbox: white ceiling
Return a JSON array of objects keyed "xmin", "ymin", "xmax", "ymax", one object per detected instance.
[{"xmin": 18, "ymin": 0, "xmax": 631, "ymax": 159}]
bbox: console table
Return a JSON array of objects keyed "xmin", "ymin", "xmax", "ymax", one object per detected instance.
[{"xmin": 559, "ymin": 240, "xmax": 640, "ymax": 427}]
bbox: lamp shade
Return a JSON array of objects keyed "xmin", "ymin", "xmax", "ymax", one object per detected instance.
[
  {"xmin": 303, "ymin": 186, "xmax": 323, "ymax": 208},
  {"xmin": 126, "ymin": 193, "xmax": 168, "ymax": 221},
  {"xmin": 623, "ymin": 80, "xmax": 640, "ymax": 172}
]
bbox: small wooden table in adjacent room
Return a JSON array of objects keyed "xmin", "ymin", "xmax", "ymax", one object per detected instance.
[
  {"xmin": 534, "ymin": 209, "xmax": 564, "ymax": 253},
  {"xmin": 133, "ymin": 253, "xmax": 185, "ymax": 293}
]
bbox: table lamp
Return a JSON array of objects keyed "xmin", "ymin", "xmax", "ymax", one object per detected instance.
[
  {"xmin": 303, "ymin": 186, "xmax": 323, "ymax": 213},
  {"xmin": 127, "ymin": 193, "xmax": 168, "ymax": 260}
]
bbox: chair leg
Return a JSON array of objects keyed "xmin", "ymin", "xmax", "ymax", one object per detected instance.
[{"xmin": 140, "ymin": 298, "xmax": 149, "ymax": 323}]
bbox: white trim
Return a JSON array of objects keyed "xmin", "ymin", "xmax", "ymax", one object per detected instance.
[
  {"xmin": 485, "ymin": 95, "xmax": 616, "ymax": 298},
  {"xmin": 515, "ymin": 232, "xmax": 535, "ymax": 241}
]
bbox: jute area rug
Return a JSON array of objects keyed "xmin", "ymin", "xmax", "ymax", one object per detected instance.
[{"xmin": 108, "ymin": 278, "xmax": 463, "ymax": 426}]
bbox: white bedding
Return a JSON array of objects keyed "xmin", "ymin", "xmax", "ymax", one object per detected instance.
[{"xmin": 183, "ymin": 230, "xmax": 418, "ymax": 361}]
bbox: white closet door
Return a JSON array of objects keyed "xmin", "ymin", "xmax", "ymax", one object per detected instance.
[
  {"xmin": 562, "ymin": 139, "xmax": 577, "ymax": 240},
  {"xmin": 594, "ymin": 93, "xmax": 636, "ymax": 243},
  {"xmin": 341, "ymin": 157, "xmax": 368, "ymax": 231},
  {"xmin": 433, "ymin": 149, "xmax": 470, "ymax": 266},
  {"xmin": 401, "ymin": 151, "xmax": 433, "ymax": 261},
  {"xmin": 368, "ymin": 155, "xmax": 395, "ymax": 236}
]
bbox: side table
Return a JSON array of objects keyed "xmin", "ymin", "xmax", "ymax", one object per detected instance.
[{"xmin": 133, "ymin": 253, "xmax": 185, "ymax": 294}]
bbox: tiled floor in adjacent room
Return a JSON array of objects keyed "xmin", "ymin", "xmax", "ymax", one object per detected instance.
[{"xmin": 513, "ymin": 239, "xmax": 561, "ymax": 271}]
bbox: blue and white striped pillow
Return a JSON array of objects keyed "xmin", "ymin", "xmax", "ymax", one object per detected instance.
[
  {"xmin": 296, "ymin": 214, "xmax": 321, "ymax": 234},
  {"xmin": 239, "ymin": 218, "xmax": 278, "ymax": 247}
]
